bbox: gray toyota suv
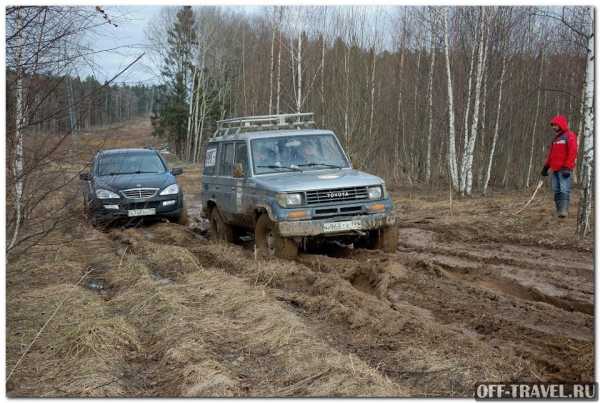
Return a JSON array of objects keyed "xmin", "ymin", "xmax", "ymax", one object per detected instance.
[{"xmin": 201, "ymin": 113, "xmax": 397, "ymax": 258}]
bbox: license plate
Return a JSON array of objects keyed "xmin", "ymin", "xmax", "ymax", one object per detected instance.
[
  {"xmin": 128, "ymin": 208, "xmax": 156, "ymax": 217},
  {"xmin": 323, "ymin": 220, "xmax": 362, "ymax": 233}
]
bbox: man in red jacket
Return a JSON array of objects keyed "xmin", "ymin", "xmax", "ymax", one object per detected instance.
[{"xmin": 541, "ymin": 115, "xmax": 578, "ymax": 218}]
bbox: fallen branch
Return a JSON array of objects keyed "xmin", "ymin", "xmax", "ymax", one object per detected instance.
[{"xmin": 514, "ymin": 179, "xmax": 544, "ymax": 215}]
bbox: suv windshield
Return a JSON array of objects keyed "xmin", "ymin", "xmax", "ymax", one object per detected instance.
[
  {"xmin": 97, "ymin": 152, "xmax": 166, "ymax": 176},
  {"xmin": 251, "ymin": 134, "xmax": 348, "ymax": 175}
]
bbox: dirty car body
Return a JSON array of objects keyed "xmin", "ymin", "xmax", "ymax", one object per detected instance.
[
  {"xmin": 201, "ymin": 115, "xmax": 396, "ymax": 255},
  {"xmin": 80, "ymin": 148, "xmax": 185, "ymax": 224}
]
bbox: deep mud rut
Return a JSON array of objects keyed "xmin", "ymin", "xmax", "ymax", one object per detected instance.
[{"xmin": 6, "ymin": 120, "xmax": 593, "ymax": 397}]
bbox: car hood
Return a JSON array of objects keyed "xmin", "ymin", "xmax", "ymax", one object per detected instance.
[
  {"xmin": 95, "ymin": 173, "xmax": 174, "ymax": 191},
  {"xmin": 252, "ymin": 169, "xmax": 384, "ymax": 192}
]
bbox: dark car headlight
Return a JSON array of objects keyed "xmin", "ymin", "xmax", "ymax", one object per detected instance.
[
  {"xmin": 96, "ymin": 188, "xmax": 120, "ymax": 199},
  {"xmin": 160, "ymin": 184, "xmax": 179, "ymax": 195}
]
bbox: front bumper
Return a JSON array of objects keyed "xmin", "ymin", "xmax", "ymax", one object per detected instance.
[
  {"xmin": 91, "ymin": 193, "xmax": 183, "ymax": 221},
  {"xmin": 276, "ymin": 212, "xmax": 396, "ymax": 237}
]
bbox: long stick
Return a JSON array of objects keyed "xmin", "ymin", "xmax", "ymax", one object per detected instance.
[{"xmin": 514, "ymin": 179, "xmax": 544, "ymax": 215}]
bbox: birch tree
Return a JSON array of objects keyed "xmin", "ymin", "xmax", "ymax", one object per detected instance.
[
  {"xmin": 576, "ymin": 7, "xmax": 594, "ymax": 238},
  {"xmin": 9, "ymin": 8, "xmax": 25, "ymax": 250},
  {"xmin": 525, "ymin": 48, "xmax": 545, "ymax": 188},
  {"xmin": 425, "ymin": 8, "xmax": 438, "ymax": 184},
  {"xmin": 443, "ymin": 7, "xmax": 459, "ymax": 190},
  {"xmin": 483, "ymin": 52, "xmax": 508, "ymax": 195}
]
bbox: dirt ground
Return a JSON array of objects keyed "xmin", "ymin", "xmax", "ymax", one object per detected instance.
[{"xmin": 6, "ymin": 119, "xmax": 594, "ymax": 397}]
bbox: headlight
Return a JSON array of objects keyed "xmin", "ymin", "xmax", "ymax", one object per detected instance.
[
  {"xmin": 160, "ymin": 184, "xmax": 179, "ymax": 195},
  {"xmin": 276, "ymin": 193, "xmax": 302, "ymax": 207},
  {"xmin": 96, "ymin": 188, "xmax": 120, "ymax": 199},
  {"xmin": 368, "ymin": 186, "xmax": 382, "ymax": 200}
]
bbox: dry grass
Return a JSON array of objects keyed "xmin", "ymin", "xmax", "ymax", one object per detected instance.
[{"xmin": 7, "ymin": 284, "xmax": 140, "ymax": 396}]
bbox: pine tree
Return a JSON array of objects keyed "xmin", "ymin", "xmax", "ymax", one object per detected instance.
[{"xmin": 152, "ymin": 6, "xmax": 197, "ymax": 154}]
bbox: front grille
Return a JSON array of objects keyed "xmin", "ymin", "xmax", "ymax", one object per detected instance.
[
  {"xmin": 121, "ymin": 188, "xmax": 158, "ymax": 199},
  {"xmin": 305, "ymin": 186, "xmax": 368, "ymax": 204}
]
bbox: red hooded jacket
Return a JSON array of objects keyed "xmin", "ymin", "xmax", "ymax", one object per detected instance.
[{"xmin": 545, "ymin": 115, "xmax": 578, "ymax": 171}]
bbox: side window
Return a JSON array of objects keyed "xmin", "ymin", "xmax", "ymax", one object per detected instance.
[
  {"xmin": 234, "ymin": 142, "xmax": 249, "ymax": 176},
  {"xmin": 203, "ymin": 145, "xmax": 218, "ymax": 176},
  {"xmin": 218, "ymin": 143, "xmax": 235, "ymax": 176}
]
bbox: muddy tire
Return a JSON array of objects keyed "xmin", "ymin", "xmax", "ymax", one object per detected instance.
[
  {"xmin": 209, "ymin": 207, "xmax": 235, "ymax": 243},
  {"xmin": 377, "ymin": 224, "xmax": 398, "ymax": 253},
  {"xmin": 83, "ymin": 196, "xmax": 90, "ymax": 219},
  {"xmin": 356, "ymin": 225, "xmax": 398, "ymax": 253},
  {"xmin": 176, "ymin": 205, "xmax": 189, "ymax": 226},
  {"xmin": 255, "ymin": 214, "xmax": 298, "ymax": 259}
]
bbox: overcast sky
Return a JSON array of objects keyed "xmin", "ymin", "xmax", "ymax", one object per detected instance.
[
  {"xmin": 78, "ymin": 6, "xmax": 163, "ymax": 86},
  {"xmin": 77, "ymin": 5, "xmax": 394, "ymax": 87},
  {"xmin": 78, "ymin": 5, "xmax": 265, "ymax": 86}
]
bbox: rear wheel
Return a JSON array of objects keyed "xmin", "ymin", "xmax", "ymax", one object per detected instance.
[
  {"xmin": 255, "ymin": 214, "xmax": 298, "ymax": 259},
  {"xmin": 209, "ymin": 207, "xmax": 234, "ymax": 243}
]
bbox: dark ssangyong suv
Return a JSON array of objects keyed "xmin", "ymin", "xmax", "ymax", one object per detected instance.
[{"xmin": 80, "ymin": 148, "xmax": 186, "ymax": 225}]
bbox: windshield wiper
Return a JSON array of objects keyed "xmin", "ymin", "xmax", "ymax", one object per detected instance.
[
  {"xmin": 256, "ymin": 165, "xmax": 302, "ymax": 172},
  {"xmin": 297, "ymin": 163, "xmax": 342, "ymax": 169},
  {"xmin": 105, "ymin": 171, "xmax": 160, "ymax": 175}
]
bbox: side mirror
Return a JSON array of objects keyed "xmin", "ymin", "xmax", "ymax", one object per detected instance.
[
  {"xmin": 171, "ymin": 167, "xmax": 183, "ymax": 176},
  {"xmin": 233, "ymin": 163, "xmax": 245, "ymax": 178},
  {"xmin": 79, "ymin": 172, "xmax": 90, "ymax": 181}
]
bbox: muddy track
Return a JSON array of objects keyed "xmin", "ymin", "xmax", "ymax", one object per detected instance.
[
  {"xmin": 107, "ymin": 219, "xmax": 590, "ymax": 396},
  {"xmin": 101, "ymin": 226, "xmax": 406, "ymax": 396}
]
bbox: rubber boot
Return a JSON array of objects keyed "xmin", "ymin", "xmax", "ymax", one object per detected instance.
[
  {"xmin": 554, "ymin": 194, "xmax": 561, "ymax": 216},
  {"xmin": 557, "ymin": 198, "xmax": 569, "ymax": 218}
]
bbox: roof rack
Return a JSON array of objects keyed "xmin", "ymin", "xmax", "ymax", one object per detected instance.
[{"xmin": 212, "ymin": 113, "xmax": 316, "ymax": 138}]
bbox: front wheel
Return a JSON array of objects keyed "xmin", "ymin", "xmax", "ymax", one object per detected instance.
[
  {"xmin": 209, "ymin": 207, "xmax": 235, "ymax": 243},
  {"xmin": 255, "ymin": 214, "xmax": 298, "ymax": 259},
  {"xmin": 355, "ymin": 225, "xmax": 398, "ymax": 253},
  {"xmin": 176, "ymin": 205, "xmax": 189, "ymax": 225}
]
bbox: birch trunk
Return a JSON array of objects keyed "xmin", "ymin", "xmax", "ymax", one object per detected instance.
[
  {"xmin": 368, "ymin": 48, "xmax": 376, "ymax": 140},
  {"xmin": 276, "ymin": 26, "xmax": 282, "ymax": 114},
  {"xmin": 320, "ymin": 33, "xmax": 326, "ymax": 126},
  {"xmin": 241, "ymin": 30, "xmax": 247, "ymax": 115},
  {"xmin": 577, "ymin": 10, "xmax": 594, "ymax": 238},
  {"xmin": 268, "ymin": 24, "xmax": 276, "ymax": 115},
  {"xmin": 459, "ymin": 34, "xmax": 478, "ymax": 193},
  {"xmin": 425, "ymin": 35, "xmax": 436, "ymax": 184},
  {"xmin": 464, "ymin": 8, "xmax": 489, "ymax": 195},
  {"xmin": 575, "ymin": 79, "xmax": 586, "ymax": 184},
  {"xmin": 185, "ymin": 66, "xmax": 197, "ymax": 161},
  {"xmin": 344, "ymin": 45, "xmax": 351, "ymax": 155},
  {"xmin": 194, "ymin": 95, "xmax": 207, "ymax": 164},
  {"xmin": 192, "ymin": 68, "xmax": 203, "ymax": 162},
  {"xmin": 477, "ymin": 72, "xmax": 488, "ymax": 190},
  {"xmin": 394, "ymin": 35, "xmax": 406, "ymax": 183},
  {"xmin": 9, "ymin": 8, "xmax": 24, "ymax": 250},
  {"xmin": 526, "ymin": 50, "xmax": 544, "ymax": 189},
  {"xmin": 483, "ymin": 53, "xmax": 507, "ymax": 195},
  {"xmin": 443, "ymin": 7, "xmax": 459, "ymax": 190},
  {"xmin": 296, "ymin": 29, "xmax": 302, "ymax": 113}
]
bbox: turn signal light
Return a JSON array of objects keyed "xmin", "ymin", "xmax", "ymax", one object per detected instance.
[
  {"xmin": 368, "ymin": 203, "xmax": 385, "ymax": 212},
  {"xmin": 287, "ymin": 210, "xmax": 307, "ymax": 219}
]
